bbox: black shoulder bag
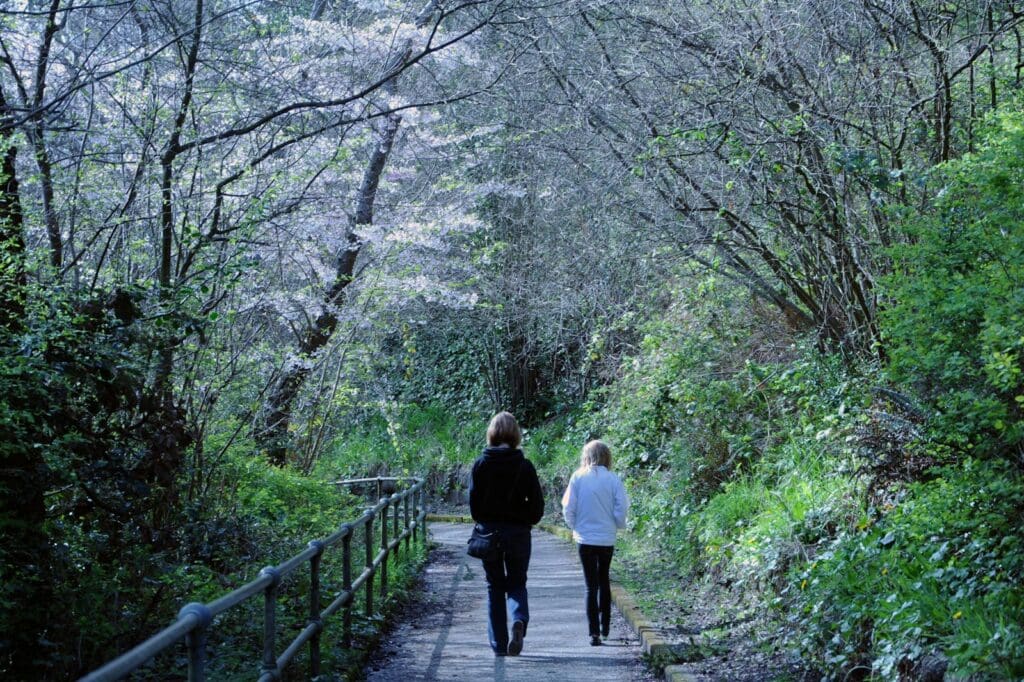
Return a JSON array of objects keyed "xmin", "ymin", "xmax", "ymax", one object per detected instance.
[{"xmin": 467, "ymin": 461, "xmax": 524, "ymax": 561}]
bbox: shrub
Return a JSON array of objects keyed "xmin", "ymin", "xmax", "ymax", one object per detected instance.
[
  {"xmin": 883, "ymin": 107, "xmax": 1024, "ymax": 456},
  {"xmin": 786, "ymin": 458, "xmax": 1024, "ymax": 679}
]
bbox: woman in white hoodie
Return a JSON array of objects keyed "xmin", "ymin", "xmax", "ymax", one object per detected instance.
[{"xmin": 561, "ymin": 440, "xmax": 629, "ymax": 646}]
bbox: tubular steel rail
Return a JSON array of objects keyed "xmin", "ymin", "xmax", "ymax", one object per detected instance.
[{"xmin": 80, "ymin": 476, "xmax": 427, "ymax": 682}]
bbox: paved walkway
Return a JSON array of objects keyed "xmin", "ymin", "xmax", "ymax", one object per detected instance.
[{"xmin": 363, "ymin": 522, "xmax": 654, "ymax": 681}]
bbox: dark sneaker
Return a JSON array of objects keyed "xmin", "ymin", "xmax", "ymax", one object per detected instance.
[
  {"xmin": 601, "ymin": 625, "xmax": 610, "ymax": 638},
  {"xmin": 508, "ymin": 621, "xmax": 525, "ymax": 655},
  {"xmin": 590, "ymin": 635, "xmax": 602, "ymax": 646}
]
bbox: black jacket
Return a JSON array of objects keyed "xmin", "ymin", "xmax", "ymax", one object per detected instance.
[{"xmin": 469, "ymin": 446, "xmax": 544, "ymax": 525}]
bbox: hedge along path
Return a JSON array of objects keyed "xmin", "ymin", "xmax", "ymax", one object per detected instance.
[{"xmin": 363, "ymin": 520, "xmax": 655, "ymax": 681}]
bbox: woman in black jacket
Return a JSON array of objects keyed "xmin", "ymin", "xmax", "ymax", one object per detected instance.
[{"xmin": 468, "ymin": 411, "xmax": 545, "ymax": 656}]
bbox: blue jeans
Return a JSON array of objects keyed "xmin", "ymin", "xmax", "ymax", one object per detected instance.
[
  {"xmin": 578, "ymin": 544, "xmax": 614, "ymax": 636},
  {"xmin": 479, "ymin": 522, "xmax": 531, "ymax": 654}
]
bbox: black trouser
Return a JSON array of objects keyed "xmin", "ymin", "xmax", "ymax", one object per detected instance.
[{"xmin": 578, "ymin": 543, "xmax": 614, "ymax": 636}]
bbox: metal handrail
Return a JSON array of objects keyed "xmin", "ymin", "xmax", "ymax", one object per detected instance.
[
  {"xmin": 332, "ymin": 476, "xmax": 418, "ymax": 485},
  {"xmin": 79, "ymin": 477, "xmax": 428, "ymax": 682},
  {"xmin": 332, "ymin": 475, "xmax": 420, "ymax": 503}
]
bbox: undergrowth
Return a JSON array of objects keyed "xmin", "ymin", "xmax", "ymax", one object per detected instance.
[
  {"xmin": 81, "ymin": 430, "xmax": 431, "ymax": 680},
  {"xmin": 316, "ymin": 256, "xmax": 1024, "ymax": 679},
  {"xmin": 527, "ymin": 276, "xmax": 1024, "ymax": 679},
  {"xmin": 786, "ymin": 458, "xmax": 1024, "ymax": 680}
]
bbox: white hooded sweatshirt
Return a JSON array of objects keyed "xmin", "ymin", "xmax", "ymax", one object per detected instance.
[{"xmin": 561, "ymin": 465, "xmax": 629, "ymax": 546}]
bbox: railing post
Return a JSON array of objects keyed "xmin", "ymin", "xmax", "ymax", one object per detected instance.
[
  {"xmin": 260, "ymin": 566, "xmax": 280, "ymax": 680},
  {"xmin": 307, "ymin": 540, "xmax": 324, "ymax": 678},
  {"xmin": 380, "ymin": 498, "xmax": 389, "ymax": 599},
  {"xmin": 412, "ymin": 484, "xmax": 419, "ymax": 544},
  {"xmin": 364, "ymin": 514, "xmax": 374, "ymax": 617},
  {"xmin": 342, "ymin": 525, "xmax": 353, "ymax": 648},
  {"xmin": 419, "ymin": 484, "xmax": 427, "ymax": 541},
  {"xmin": 179, "ymin": 603, "xmax": 212, "ymax": 682},
  {"xmin": 376, "ymin": 477, "xmax": 382, "ymax": 502},
  {"xmin": 403, "ymin": 492, "xmax": 411, "ymax": 552},
  {"xmin": 393, "ymin": 493, "xmax": 400, "ymax": 554}
]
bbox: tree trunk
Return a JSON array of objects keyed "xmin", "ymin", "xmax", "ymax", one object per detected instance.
[
  {"xmin": 259, "ymin": 0, "xmax": 438, "ymax": 465},
  {"xmin": 0, "ymin": 89, "xmax": 26, "ymax": 329},
  {"xmin": 30, "ymin": 0, "xmax": 64, "ymax": 270},
  {"xmin": 0, "ymin": 84, "xmax": 54, "ymax": 678},
  {"xmin": 261, "ymin": 112, "xmax": 402, "ymax": 465}
]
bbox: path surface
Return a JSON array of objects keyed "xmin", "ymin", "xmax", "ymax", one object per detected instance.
[{"xmin": 363, "ymin": 522, "xmax": 655, "ymax": 681}]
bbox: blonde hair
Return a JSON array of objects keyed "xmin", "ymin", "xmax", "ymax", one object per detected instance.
[
  {"xmin": 579, "ymin": 439, "xmax": 612, "ymax": 472},
  {"xmin": 486, "ymin": 411, "xmax": 521, "ymax": 448},
  {"xmin": 563, "ymin": 439, "xmax": 614, "ymax": 506}
]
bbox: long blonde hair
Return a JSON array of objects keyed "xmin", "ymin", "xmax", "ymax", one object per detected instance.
[
  {"xmin": 577, "ymin": 439, "xmax": 612, "ymax": 474},
  {"xmin": 563, "ymin": 440, "xmax": 613, "ymax": 507}
]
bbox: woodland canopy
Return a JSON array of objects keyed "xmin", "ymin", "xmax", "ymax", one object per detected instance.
[{"xmin": 1, "ymin": 0, "xmax": 1022, "ymax": 678}]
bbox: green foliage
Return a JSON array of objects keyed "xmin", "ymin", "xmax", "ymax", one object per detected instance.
[
  {"xmin": 519, "ymin": 412, "xmax": 595, "ymax": 508},
  {"xmin": 624, "ymin": 419, "xmax": 863, "ymax": 584},
  {"xmin": 884, "ymin": 107, "xmax": 1024, "ymax": 455},
  {"xmin": 382, "ymin": 318, "xmax": 494, "ymax": 412},
  {"xmin": 1, "ymin": 279, "xmax": 393, "ymax": 676},
  {"xmin": 233, "ymin": 454, "xmax": 349, "ymax": 542},
  {"xmin": 785, "ymin": 459, "xmax": 1024, "ymax": 680},
  {"xmin": 320, "ymin": 402, "xmax": 480, "ymax": 479},
  {"xmin": 191, "ymin": 441, "xmax": 360, "ymax": 567},
  {"xmin": 577, "ymin": 276, "xmax": 1023, "ymax": 680},
  {"xmin": 596, "ymin": 282, "xmax": 771, "ymax": 479},
  {"xmin": 562, "ymin": 280, "xmax": 868, "ymax": 589},
  {"xmin": 523, "ymin": 414, "xmax": 589, "ymax": 472},
  {"xmin": 125, "ymin": 440, "xmax": 425, "ymax": 680},
  {"xmin": 0, "ymin": 284, "xmax": 198, "ymax": 676}
]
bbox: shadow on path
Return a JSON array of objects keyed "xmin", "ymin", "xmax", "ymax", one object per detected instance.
[{"xmin": 423, "ymin": 556, "xmax": 465, "ymax": 680}]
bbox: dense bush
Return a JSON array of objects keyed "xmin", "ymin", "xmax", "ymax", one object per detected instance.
[
  {"xmin": 884, "ymin": 107, "xmax": 1024, "ymax": 457},
  {"xmin": 595, "ymin": 283, "xmax": 778, "ymax": 478},
  {"xmin": 522, "ymin": 236, "xmax": 1024, "ymax": 680},
  {"xmin": 770, "ymin": 105, "xmax": 1024, "ymax": 680},
  {"xmin": 0, "ymin": 283, "xmax": 379, "ymax": 677},
  {"xmin": 316, "ymin": 402, "xmax": 487, "ymax": 509},
  {"xmin": 578, "ymin": 282, "xmax": 864, "ymax": 577},
  {"xmin": 1, "ymin": 287, "xmax": 195, "ymax": 676},
  {"xmin": 787, "ymin": 459, "xmax": 1024, "ymax": 679}
]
